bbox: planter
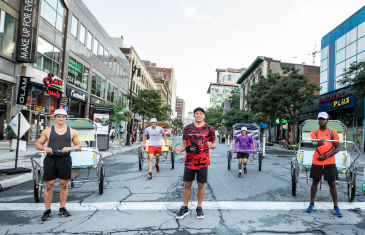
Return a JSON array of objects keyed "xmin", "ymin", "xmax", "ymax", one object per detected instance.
[{"xmin": 221, "ymin": 138, "xmax": 226, "ymax": 143}]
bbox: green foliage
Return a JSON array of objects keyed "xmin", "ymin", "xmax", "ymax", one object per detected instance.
[
  {"xmin": 125, "ymin": 89, "xmax": 172, "ymax": 122},
  {"xmin": 96, "ymin": 102, "xmax": 127, "ymax": 123},
  {"xmin": 228, "ymin": 87, "xmax": 241, "ymax": 110},
  {"xmin": 171, "ymin": 118, "xmax": 184, "ymax": 132},
  {"xmin": 337, "ymin": 60, "xmax": 365, "ymax": 100},
  {"xmin": 205, "ymin": 106, "xmax": 223, "ymax": 129},
  {"xmin": 287, "ymin": 145, "xmax": 299, "ymax": 150},
  {"xmin": 245, "ymin": 67, "xmax": 320, "ymax": 144},
  {"xmin": 266, "ymin": 142, "xmax": 274, "ymax": 146}
]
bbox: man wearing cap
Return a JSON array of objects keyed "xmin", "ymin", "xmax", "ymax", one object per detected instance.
[
  {"xmin": 232, "ymin": 127, "xmax": 257, "ymax": 177},
  {"xmin": 306, "ymin": 112, "xmax": 342, "ymax": 217},
  {"xmin": 35, "ymin": 109, "xmax": 82, "ymax": 221},
  {"xmin": 143, "ymin": 118, "xmax": 168, "ymax": 179},
  {"xmin": 174, "ymin": 107, "xmax": 216, "ymax": 220}
]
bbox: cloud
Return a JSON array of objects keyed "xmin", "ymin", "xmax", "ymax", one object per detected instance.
[
  {"xmin": 182, "ymin": 6, "xmax": 216, "ymax": 25},
  {"xmin": 232, "ymin": 30, "xmax": 244, "ymax": 35}
]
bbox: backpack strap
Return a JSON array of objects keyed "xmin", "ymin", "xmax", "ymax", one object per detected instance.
[{"xmin": 315, "ymin": 127, "xmax": 335, "ymax": 156}]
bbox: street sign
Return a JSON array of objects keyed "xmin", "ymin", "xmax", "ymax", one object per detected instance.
[{"xmin": 9, "ymin": 113, "xmax": 31, "ymax": 137}]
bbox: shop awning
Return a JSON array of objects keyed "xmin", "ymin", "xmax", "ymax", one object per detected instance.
[{"xmin": 49, "ymin": 119, "xmax": 96, "ymax": 141}]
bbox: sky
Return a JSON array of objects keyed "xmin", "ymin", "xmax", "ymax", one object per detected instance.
[{"xmin": 84, "ymin": 0, "xmax": 365, "ymax": 116}]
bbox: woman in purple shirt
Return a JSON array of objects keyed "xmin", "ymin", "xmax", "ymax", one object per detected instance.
[{"xmin": 231, "ymin": 127, "xmax": 257, "ymax": 177}]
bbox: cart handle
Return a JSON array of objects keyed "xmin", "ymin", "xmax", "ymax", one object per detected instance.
[{"xmin": 230, "ymin": 149, "xmax": 258, "ymax": 153}]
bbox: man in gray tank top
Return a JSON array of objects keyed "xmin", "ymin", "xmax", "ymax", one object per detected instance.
[{"xmin": 35, "ymin": 109, "xmax": 82, "ymax": 221}]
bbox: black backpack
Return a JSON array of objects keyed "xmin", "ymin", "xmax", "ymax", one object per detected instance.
[{"xmin": 315, "ymin": 128, "xmax": 335, "ymax": 155}]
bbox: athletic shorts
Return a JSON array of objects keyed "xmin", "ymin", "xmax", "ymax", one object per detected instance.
[
  {"xmin": 237, "ymin": 152, "xmax": 249, "ymax": 159},
  {"xmin": 110, "ymin": 136, "xmax": 115, "ymax": 140},
  {"xmin": 310, "ymin": 164, "xmax": 338, "ymax": 182},
  {"xmin": 148, "ymin": 146, "xmax": 162, "ymax": 156},
  {"xmin": 183, "ymin": 166, "xmax": 208, "ymax": 183},
  {"xmin": 6, "ymin": 133, "xmax": 17, "ymax": 140},
  {"xmin": 43, "ymin": 156, "xmax": 72, "ymax": 181}
]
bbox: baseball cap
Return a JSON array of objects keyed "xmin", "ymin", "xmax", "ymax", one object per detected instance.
[
  {"xmin": 53, "ymin": 109, "xmax": 68, "ymax": 117},
  {"xmin": 317, "ymin": 112, "xmax": 329, "ymax": 119},
  {"xmin": 150, "ymin": 118, "xmax": 157, "ymax": 123},
  {"xmin": 193, "ymin": 107, "xmax": 205, "ymax": 114},
  {"xmin": 241, "ymin": 127, "xmax": 247, "ymax": 131}
]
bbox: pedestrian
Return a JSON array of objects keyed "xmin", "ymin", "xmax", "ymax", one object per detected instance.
[
  {"xmin": 35, "ymin": 109, "xmax": 82, "ymax": 221},
  {"xmin": 85, "ymin": 141, "xmax": 90, "ymax": 147},
  {"xmin": 231, "ymin": 127, "xmax": 257, "ymax": 177},
  {"xmin": 109, "ymin": 127, "xmax": 116, "ymax": 144},
  {"xmin": 173, "ymin": 107, "xmax": 216, "ymax": 220},
  {"xmin": 118, "ymin": 125, "xmax": 124, "ymax": 143},
  {"xmin": 306, "ymin": 112, "xmax": 342, "ymax": 217},
  {"xmin": 143, "ymin": 118, "xmax": 168, "ymax": 179},
  {"xmin": 3, "ymin": 116, "xmax": 16, "ymax": 152}
]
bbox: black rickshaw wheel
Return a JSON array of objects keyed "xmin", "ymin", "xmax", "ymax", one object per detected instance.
[
  {"xmin": 292, "ymin": 168, "xmax": 297, "ymax": 196},
  {"xmin": 171, "ymin": 151, "xmax": 175, "ymax": 169},
  {"xmin": 99, "ymin": 166, "xmax": 104, "ymax": 195},
  {"xmin": 138, "ymin": 151, "xmax": 143, "ymax": 171},
  {"xmin": 34, "ymin": 170, "xmax": 42, "ymax": 202},
  {"xmin": 258, "ymin": 153, "xmax": 263, "ymax": 171},
  {"xmin": 348, "ymin": 170, "xmax": 356, "ymax": 202},
  {"xmin": 227, "ymin": 151, "xmax": 232, "ymax": 170}
]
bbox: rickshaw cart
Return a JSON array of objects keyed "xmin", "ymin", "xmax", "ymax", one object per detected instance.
[
  {"xmin": 227, "ymin": 123, "xmax": 266, "ymax": 171},
  {"xmin": 291, "ymin": 119, "xmax": 361, "ymax": 202},
  {"xmin": 138, "ymin": 122, "xmax": 175, "ymax": 170},
  {"xmin": 31, "ymin": 119, "xmax": 105, "ymax": 202}
]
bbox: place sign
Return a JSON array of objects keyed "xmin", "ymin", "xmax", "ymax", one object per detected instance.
[
  {"xmin": 89, "ymin": 104, "xmax": 114, "ymax": 113},
  {"xmin": 319, "ymin": 91, "xmax": 353, "ymax": 111},
  {"xmin": 66, "ymin": 87, "xmax": 88, "ymax": 102},
  {"xmin": 16, "ymin": 76, "xmax": 31, "ymax": 105},
  {"xmin": 16, "ymin": 0, "xmax": 40, "ymax": 63}
]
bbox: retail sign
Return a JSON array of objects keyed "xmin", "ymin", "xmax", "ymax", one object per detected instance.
[
  {"xmin": 16, "ymin": 0, "xmax": 40, "ymax": 63},
  {"xmin": 89, "ymin": 104, "xmax": 114, "ymax": 113},
  {"xmin": 66, "ymin": 87, "xmax": 88, "ymax": 103},
  {"xmin": 44, "ymin": 72, "xmax": 65, "ymax": 91},
  {"xmin": 16, "ymin": 76, "xmax": 31, "ymax": 105},
  {"xmin": 319, "ymin": 91, "xmax": 354, "ymax": 111},
  {"xmin": 25, "ymin": 68, "xmax": 65, "ymax": 92},
  {"xmin": 47, "ymin": 89, "xmax": 60, "ymax": 98},
  {"xmin": 59, "ymin": 97, "xmax": 69, "ymax": 111}
]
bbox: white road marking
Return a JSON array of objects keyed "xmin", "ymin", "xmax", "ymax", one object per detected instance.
[{"xmin": 0, "ymin": 201, "xmax": 364, "ymax": 211}]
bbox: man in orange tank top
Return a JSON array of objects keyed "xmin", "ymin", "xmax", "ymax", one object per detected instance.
[{"xmin": 306, "ymin": 112, "xmax": 342, "ymax": 217}]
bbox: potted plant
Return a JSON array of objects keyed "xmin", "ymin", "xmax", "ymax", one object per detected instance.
[{"xmin": 221, "ymin": 135, "xmax": 226, "ymax": 143}]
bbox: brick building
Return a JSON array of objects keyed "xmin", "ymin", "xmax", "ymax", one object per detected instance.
[{"xmin": 175, "ymin": 97, "xmax": 185, "ymax": 122}]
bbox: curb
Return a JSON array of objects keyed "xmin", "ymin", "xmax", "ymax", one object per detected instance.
[{"xmin": 0, "ymin": 144, "xmax": 141, "ymax": 191}]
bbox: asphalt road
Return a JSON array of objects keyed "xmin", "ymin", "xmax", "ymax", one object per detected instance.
[{"xmin": 1, "ymin": 135, "xmax": 365, "ymax": 234}]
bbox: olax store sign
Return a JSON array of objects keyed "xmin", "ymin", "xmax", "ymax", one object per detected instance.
[{"xmin": 319, "ymin": 91, "xmax": 354, "ymax": 111}]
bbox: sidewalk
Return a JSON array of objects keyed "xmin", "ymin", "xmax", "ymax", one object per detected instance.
[{"xmin": 0, "ymin": 140, "xmax": 142, "ymax": 190}]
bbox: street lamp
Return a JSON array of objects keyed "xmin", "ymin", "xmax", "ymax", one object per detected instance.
[{"xmin": 125, "ymin": 60, "xmax": 142, "ymax": 146}]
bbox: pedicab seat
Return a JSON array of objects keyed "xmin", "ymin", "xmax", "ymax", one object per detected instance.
[
  {"xmin": 39, "ymin": 148, "xmax": 99, "ymax": 168},
  {"xmin": 297, "ymin": 150, "xmax": 350, "ymax": 173}
]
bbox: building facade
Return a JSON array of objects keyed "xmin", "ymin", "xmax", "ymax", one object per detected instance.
[
  {"xmin": 0, "ymin": 0, "xmax": 131, "ymax": 143},
  {"xmin": 206, "ymin": 68, "xmax": 244, "ymax": 108},
  {"xmin": 237, "ymin": 56, "xmax": 320, "ymax": 143},
  {"xmin": 176, "ymin": 96, "xmax": 185, "ymax": 121},
  {"xmin": 319, "ymin": 6, "xmax": 365, "ymax": 152}
]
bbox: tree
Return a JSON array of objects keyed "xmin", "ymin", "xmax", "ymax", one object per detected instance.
[
  {"xmin": 171, "ymin": 118, "xmax": 184, "ymax": 134},
  {"xmin": 205, "ymin": 106, "xmax": 223, "ymax": 129},
  {"xmin": 95, "ymin": 102, "xmax": 127, "ymax": 124},
  {"xmin": 246, "ymin": 67, "xmax": 320, "ymax": 144},
  {"xmin": 125, "ymin": 89, "xmax": 172, "ymax": 131},
  {"xmin": 337, "ymin": 60, "xmax": 365, "ymax": 100},
  {"xmin": 227, "ymin": 87, "xmax": 240, "ymax": 110}
]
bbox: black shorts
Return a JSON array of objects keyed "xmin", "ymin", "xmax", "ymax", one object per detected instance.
[
  {"xmin": 43, "ymin": 156, "xmax": 72, "ymax": 181},
  {"xmin": 237, "ymin": 153, "xmax": 249, "ymax": 159},
  {"xmin": 183, "ymin": 166, "xmax": 208, "ymax": 183},
  {"xmin": 310, "ymin": 164, "xmax": 338, "ymax": 182}
]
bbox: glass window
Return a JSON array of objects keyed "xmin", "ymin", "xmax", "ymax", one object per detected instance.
[
  {"xmin": 99, "ymin": 44, "xmax": 104, "ymax": 61},
  {"xmin": 0, "ymin": 10, "xmax": 17, "ymax": 58},
  {"xmin": 107, "ymin": 83, "xmax": 117, "ymax": 103},
  {"xmin": 113, "ymin": 59, "xmax": 117, "ymax": 73},
  {"xmin": 91, "ymin": 72, "xmax": 106, "ymax": 98},
  {"xmin": 87, "ymin": 31, "xmax": 92, "ymax": 50},
  {"xmin": 116, "ymin": 62, "xmax": 120, "ymax": 75},
  {"xmin": 41, "ymin": 0, "xmax": 64, "ymax": 32},
  {"xmin": 93, "ymin": 38, "xmax": 98, "ymax": 55},
  {"xmin": 79, "ymin": 24, "xmax": 86, "ymax": 44},
  {"xmin": 67, "ymin": 57, "xmax": 88, "ymax": 91},
  {"xmin": 109, "ymin": 55, "xmax": 113, "ymax": 69},
  {"xmin": 104, "ymin": 50, "xmax": 109, "ymax": 66},
  {"xmin": 35, "ymin": 37, "xmax": 61, "ymax": 76},
  {"xmin": 71, "ymin": 15, "xmax": 78, "ymax": 37}
]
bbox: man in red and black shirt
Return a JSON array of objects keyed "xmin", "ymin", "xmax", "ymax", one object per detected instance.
[{"xmin": 173, "ymin": 107, "xmax": 216, "ymax": 220}]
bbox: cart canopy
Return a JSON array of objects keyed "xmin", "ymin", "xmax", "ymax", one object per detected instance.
[
  {"xmin": 49, "ymin": 119, "xmax": 96, "ymax": 141},
  {"xmin": 300, "ymin": 120, "xmax": 345, "ymax": 141},
  {"xmin": 233, "ymin": 123, "xmax": 259, "ymax": 139},
  {"xmin": 145, "ymin": 122, "xmax": 171, "ymax": 129}
]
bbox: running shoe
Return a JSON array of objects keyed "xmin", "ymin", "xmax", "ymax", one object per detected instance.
[
  {"xmin": 176, "ymin": 206, "xmax": 189, "ymax": 219},
  {"xmin": 306, "ymin": 203, "xmax": 315, "ymax": 213},
  {"xmin": 59, "ymin": 207, "xmax": 71, "ymax": 217},
  {"xmin": 332, "ymin": 207, "xmax": 343, "ymax": 217},
  {"xmin": 9, "ymin": 150, "xmax": 14, "ymax": 152},
  {"xmin": 238, "ymin": 172, "xmax": 242, "ymax": 177},
  {"xmin": 156, "ymin": 164, "xmax": 160, "ymax": 173},
  {"xmin": 196, "ymin": 206, "xmax": 204, "ymax": 219},
  {"xmin": 41, "ymin": 209, "xmax": 52, "ymax": 221},
  {"xmin": 244, "ymin": 167, "xmax": 247, "ymax": 174},
  {"xmin": 147, "ymin": 172, "xmax": 152, "ymax": 179}
]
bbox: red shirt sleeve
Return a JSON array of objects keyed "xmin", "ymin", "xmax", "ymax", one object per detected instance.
[
  {"xmin": 208, "ymin": 126, "xmax": 216, "ymax": 142},
  {"xmin": 183, "ymin": 126, "xmax": 188, "ymax": 141}
]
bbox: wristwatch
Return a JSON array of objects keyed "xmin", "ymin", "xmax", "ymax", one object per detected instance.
[{"xmin": 325, "ymin": 155, "xmax": 329, "ymax": 159}]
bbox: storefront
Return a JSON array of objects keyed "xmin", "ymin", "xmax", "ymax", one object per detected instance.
[
  {"xmin": 21, "ymin": 67, "xmax": 65, "ymax": 143},
  {"xmin": 318, "ymin": 90, "xmax": 364, "ymax": 152},
  {"xmin": 66, "ymin": 87, "xmax": 88, "ymax": 118},
  {"xmin": 0, "ymin": 80, "xmax": 13, "ymax": 140}
]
